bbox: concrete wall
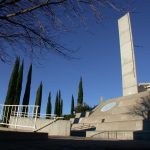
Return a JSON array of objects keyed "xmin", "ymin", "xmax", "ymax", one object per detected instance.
[
  {"xmin": 9, "ymin": 117, "xmax": 71, "ymax": 136},
  {"xmin": 96, "ymin": 120, "xmax": 144, "ymax": 131},
  {"xmin": 86, "ymin": 129, "xmax": 150, "ymax": 140},
  {"xmin": 86, "ymin": 131, "xmax": 133, "ymax": 140},
  {"xmin": 38, "ymin": 120, "xmax": 70, "ymax": 136},
  {"xmin": 88, "ymin": 91, "xmax": 150, "ymax": 122}
]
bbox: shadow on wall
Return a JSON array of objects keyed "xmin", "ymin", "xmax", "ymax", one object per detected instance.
[
  {"xmin": 129, "ymin": 95, "xmax": 150, "ymax": 140},
  {"xmin": 133, "ymin": 120, "xmax": 150, "ymax": 140}
]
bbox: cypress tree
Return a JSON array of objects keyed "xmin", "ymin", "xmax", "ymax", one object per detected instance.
[
  {"xmin": 54, "ymin": 90, "xmax": 62, "ymax": 117},
  {"xmin": 46, "ymin": 92, "xmax": 52, "ymax": 119},
  {"xmin": 58, "ymin": 90, "xmax": 61, "ymax": 116},
  {"xmin": 77, "ymin": 77, "xmax": 83, "ymax": 105},
  {"xmin": 5, "ymin": 57, "xmax": 20, "ymax": 105},
  {"xmin": 22, "ymin": 64, "xmax": 32, "ymax": 114},
  {"xmin": 22, "ymin": 64, "xmax": 32, "ymax": 106},
  {"xmin": 14, "ymin": 61, "xmax": 24, "ymax": 105},
  {"xmin": 54, "ymin": 92, "xmax": 59, "ymax": 116},
  {"xmin": 71, "ymin": 95, "xmax": 74, "ymax": 115},
  {"xmin": 60, "ymin": 99, "xmax": 63, "ymax": 116},
  {"xmin": 34, "ymin": 82, "xmax": 43, "ymax": 117},
  {"xmin": 4, "ymin": 57, "xmax": 20, "ymax": 124}
]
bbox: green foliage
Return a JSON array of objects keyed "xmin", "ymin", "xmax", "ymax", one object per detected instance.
[
  {"xmin": 5, "ymin": 57, "xmax": 20, "ymax": 105},
  {"xmin": 34, "ymin": 81, "xmax": 43, "ymax": 116},
  {"xmin": 77, "ymin": 77, "xmax": 83, "ymax": 105},
  {"xmin": 60, "ymin": 99, "xmax": 63, "ymax": 116},
  {"xmin": 54, "ymin": 90, "xmax": 63, "ymax": 117},
  {"xmin": 75, "ymin": 103, "xmax": 92, "ymax": 113},
  {"xmin": 46, "ymin": 92, "xmax": 52, "ymax": 119},
  {"xmin": 58, "ymin": 90, "xmax": 61, "ymax": 116},
  {"xmin": 71, "ymin": 95, "xmax": 75, "ymax": 115},
  {"xmin": 14, "ymin": 61, "xmax": 24, "ymax": 105},
  {"xmin": 22, "ymin": 64, "xmax": 32, "ymax": 106},
  {"xmin": 63, "ymin": 114, "xmax": 75, "ymax": 120},
  {"xmin": 54, "ymin": 92, "xmax": 59, "ymax": 115},
  {"xmin": 4, "ymin": 57, "xmax": 20, "ymax": 124}
]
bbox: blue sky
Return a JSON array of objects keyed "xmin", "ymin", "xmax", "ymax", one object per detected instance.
[{"xmin": 0, "ymin": 1, "xmax": 150, "ymax": 114}]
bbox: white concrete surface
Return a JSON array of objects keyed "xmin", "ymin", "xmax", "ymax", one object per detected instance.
[
  {"xmin": 118, "ymin": 13, "xmax": 138, "ymax": 96},
  {"xmin": 9, "ymin": 117, "xmax": 71, "ymax": 136}
]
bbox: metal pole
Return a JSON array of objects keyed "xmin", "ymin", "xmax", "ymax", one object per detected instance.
[{"xmin": 33, "ymin": 106, "xmax": 38, "ymax": 131}]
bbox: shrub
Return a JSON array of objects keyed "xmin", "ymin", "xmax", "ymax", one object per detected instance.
[{"xmin": 75, "ymin": 103, "xmax": 92, "ymax": 113}]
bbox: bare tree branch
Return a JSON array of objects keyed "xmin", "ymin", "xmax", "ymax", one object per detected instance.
[
  {"xmin": 128, "ymin": 95, "xmax": 150, "ymax": 119},
  {"xmin": 0, "ymin": 0, "xmax": 67, "ymax": 18},
  {"xmin": 0, "ymin": 0, "xmax": 133, "ymax": 62}
]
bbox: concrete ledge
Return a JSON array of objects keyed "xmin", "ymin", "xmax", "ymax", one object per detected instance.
[
  {"xmin": 86, "ymin": 130, "xmax": 150, "ymax": 140},
  {"xmin": 75, "ymin": 113, "xmax": 81, "ymax": 118},
  {"xmin": 9, "ymin": 117, "xmax": 71, "ymax": 136},
  {"xmin": 96, "ymin": 120, "xmax": 150, "ymax": 131},
  {"xmin": 40, "ymin": 120, "xmax": 71, "ymax": 136}
]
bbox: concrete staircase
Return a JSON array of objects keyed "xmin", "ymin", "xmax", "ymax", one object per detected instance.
[
  {"xmin": 73, "ymin": 91, "xmax": 150, "ymax": 140},
  {"xmin": 71, "ymin": 123, "xmax": 95, "ymax": 137},
  {"xmin": 70, "ymin": 112, "xmax": 96, "ymax": 137}
]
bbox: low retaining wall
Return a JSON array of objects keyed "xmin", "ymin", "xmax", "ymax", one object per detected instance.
[
  {"xmin": 36, "ymin": 120, "xmax": 70, "ymax": 136},
  {"xmin": 95, "ymin": 120, "xmax": 150, "ymax": 131},
  {"xmin": 9, "ymin": 116, "xmax": 70, "ymax": 136},
  {"xmin": 86, "ymin": 130, "xmax": 133, "ymax": 140}
]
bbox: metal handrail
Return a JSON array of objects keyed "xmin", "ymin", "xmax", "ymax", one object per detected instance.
[{"xmin": 0, "ymin": 104, "xmax": 39, "ymax": 130}]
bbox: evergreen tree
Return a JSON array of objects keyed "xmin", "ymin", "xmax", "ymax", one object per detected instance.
[
  {"xmin": 5, "ymin": 57, "xmax": 20, "ymax": 105},
  {"xmin": 34, "ymin": 82, "xmax": 43, "ymax": 117},
  {"xmin": 54, "ymin": 92, "xmax": 59, "ymax": 116},
  {"xmin": 77, "ymin": 77, "xmax": 83, "ymax": 105},
  {"xmin": 46, "ymin": 92, "xmax": 52, "ymax": 119},
  {"xmin": 22, "ymin": 64, "xmax": 32, "ymax": 106},
  {"xmin": 60, "ymin": 99, "xmax": 63, "ymax": 116},
  {"xmin": 54, "ymin": 90, "xmax": 63, "ymax": 117},
  {"xmin": 71, "ymin": 95, "xmax": 75, "ymax": 115},
  {"xmin": 22, "ymin": 64, "xmax": 32, "ymax": 114},
  {"xmin": 4, "ymin": 57, "xmax": 20, "ymax": 124},
  {"xmin": 58, "ymin": 90, "xmax": 61, "ymax": 116},
  {"xmin": 14, "ymin": 61, "xmax": 24, "ymax": 105}
]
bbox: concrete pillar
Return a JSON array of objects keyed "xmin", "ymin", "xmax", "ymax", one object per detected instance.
[{"xmin": 118, "ymin": 13, "xmax": 138, "ymax": 96}]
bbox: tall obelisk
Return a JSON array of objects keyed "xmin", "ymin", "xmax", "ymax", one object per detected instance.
[{"xmin": 118, "ymin": 13, "xmax": 138, "ymax": 96}]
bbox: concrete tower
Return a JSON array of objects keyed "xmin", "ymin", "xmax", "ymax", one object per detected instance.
[{"xmin": 118, "ymin": 13, "xmax": 138, "ymax": 96}]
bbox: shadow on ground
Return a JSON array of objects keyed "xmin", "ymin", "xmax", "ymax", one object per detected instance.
[{"xmin": 1, "ymin": 136, "xmax": 150, "ymax": 150}]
